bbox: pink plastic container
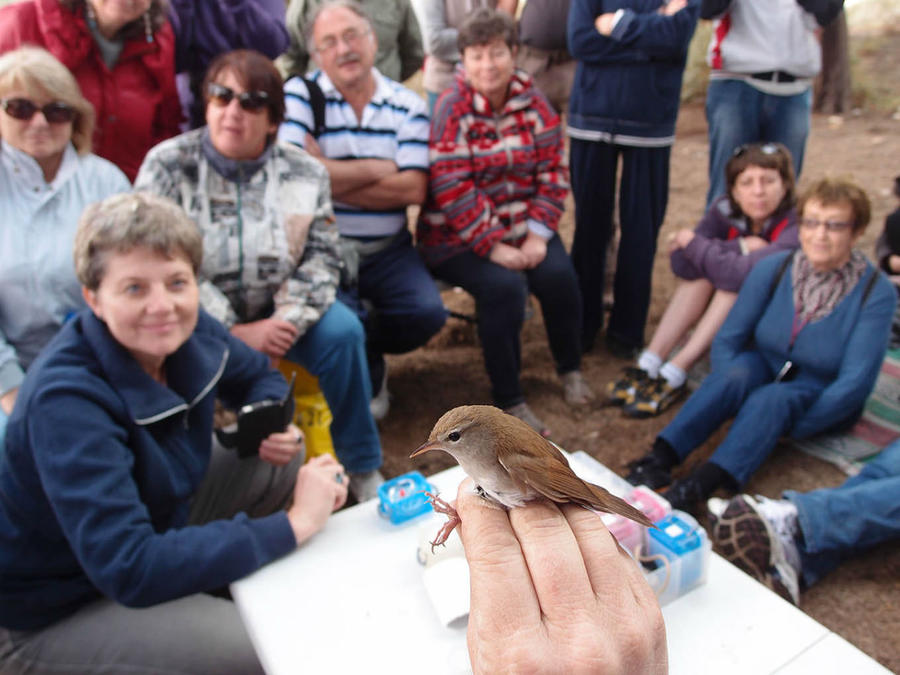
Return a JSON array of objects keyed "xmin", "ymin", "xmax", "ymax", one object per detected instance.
[
  {"xmin": 627, "ymin": 485, "xmax": 671, "ymax": 523},
  {"xmin": 602, "ymin": 512, "xmax": 643, "ymax": 555}
]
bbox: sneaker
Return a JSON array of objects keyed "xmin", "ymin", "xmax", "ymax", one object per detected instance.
[
  {"xmin": 623, "ymin": 376, "xmax": 686, "ymax": 418},
  {"xmin": 754, "ymin": 496, "xmax": 802, "ymax": 575},
  {"xmin": 708, "ymin": 495, "xmax": 800, "ymax": 605},
  {"xmin": 348, "ymin": 469, "xmax": 386, "ymax": 502},
  {"xmin": 606, "ymin": 367, "xmax": 651, "ymax": 406},
  {"xmin": 504, "ymin": 402, "xmax": 551, "ymax": 438},
  {"xmin": 561, "ymin": 370, "xmax": 595, "ymax": 406},
  {"xmin": 662, "ymin": 474, "xmax": 710, "ymax": 513},
  {"xmin": 370, "ymin": 368, "xmax": 390, "ymax": 421},
  {"xmin": 624, "ymin": 453, "xmax": 672, "ymax": 489}
]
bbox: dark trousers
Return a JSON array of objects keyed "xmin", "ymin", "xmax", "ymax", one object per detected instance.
[
  {"xmin": 569, "ymin": 139, "xmax": 670, "ymax": 350},
  {"xmin": 432, "ymin": 235, "xmax": 583, "ymax": 408},
  {"xmin": 338, "ymin": 230, "xmax": 447, "ymax": 391}
]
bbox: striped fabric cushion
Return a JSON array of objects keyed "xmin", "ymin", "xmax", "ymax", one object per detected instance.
[{"xmin": 792, "ymin": 349, "xmax": 900, "ymax": 474}]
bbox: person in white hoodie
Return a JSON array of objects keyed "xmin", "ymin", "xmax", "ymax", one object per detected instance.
[{"xmin": 702, "ymin": 0, "xmax": 844, "ymax": 206}]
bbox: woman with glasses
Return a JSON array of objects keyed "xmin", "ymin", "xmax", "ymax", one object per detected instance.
[
  {"xmin": 625, "ymin": 178, "xmax": 896, "ymax": 513},
  {"xmin": 608, "ymin": 143, "xmax": 799, "ymax": 418},
  {"xmin": 0, "ymin": 46, "xmax": 129, "ymax": 448},
  {"xmin": 135, "ymin": 49, "xmax": 384, "ymax": 503},
  {"xmin": 0, "ymin": 0, "xmax": 181, "ymax": 181}
]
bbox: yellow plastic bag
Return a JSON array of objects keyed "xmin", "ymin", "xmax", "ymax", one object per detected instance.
[{"xmin": 276, "ymin": 360, "xmax": 336, "ymax": 461}]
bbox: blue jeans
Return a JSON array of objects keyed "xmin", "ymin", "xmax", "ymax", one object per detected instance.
[
  {"xmin": 786, "ymin": 439, "xmax": 900, "ymax": 588},
  {"xmin": 659, "ymin": 350, "xmax": 825, "ymax": 485},
  {"xmin": 285, "ymin": 301, "xmax": 382, "ymax": 474},
  {"xmin": 570, "ymin": 139, "xmax": 670, "ymax": 350},
  {"xmin": 432, "ymin": 235, "xmax": 583, "ymax": 408},
  {"xmin": 705, "ymin": 79, "xmax": 812, "ymax": 206},
  {"xmin": 337, "ymin": 230, "xmax": 447, "ymax": 392}
]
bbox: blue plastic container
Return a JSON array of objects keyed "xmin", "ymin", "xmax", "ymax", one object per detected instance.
[
  {"xmin": 377, "ymin": 471, "xmax": 434, "ymax": 524},
  {"xmin": 645, "ymin": 510, "xmax": 710, "ymax": 599},
  {"xmin": 648, "ymin": 511, "xmax": 704, "ymax": 556}
]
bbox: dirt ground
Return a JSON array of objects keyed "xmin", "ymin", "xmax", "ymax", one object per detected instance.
[{"xmin": 375, "ymin": 99, "xmax": 900, "ymax": 669}]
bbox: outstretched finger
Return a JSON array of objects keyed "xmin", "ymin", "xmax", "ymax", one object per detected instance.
[
  {"xmin": 508, "ymin": 500, "xmax": 595, "ymax": 623},
  {"xmin": 456, "ymin": 480, "xmax": 541, "ymax": 628}
]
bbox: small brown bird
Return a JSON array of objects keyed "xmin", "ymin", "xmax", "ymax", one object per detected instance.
[{"xmin": 410, "ymin": 405, "xmax": 653, "ymax": 550}]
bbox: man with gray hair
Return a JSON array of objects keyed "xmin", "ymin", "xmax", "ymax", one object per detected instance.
[
  {"xmin": 282, "ymin": 0, "xmax": 423, "ymax": 81},
  {"xmin": 280, "ymin": 0, "xmax": 446, "ymax": 421}
]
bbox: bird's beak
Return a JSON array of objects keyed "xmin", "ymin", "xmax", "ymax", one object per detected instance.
[{"xmin": 409, "ymin": 440, "xmax": 441, "ymax": 458}]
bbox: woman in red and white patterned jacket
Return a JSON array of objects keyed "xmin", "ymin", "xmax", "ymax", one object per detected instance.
[{"xmin": 417, "ymin": 6, "xmax": 591, "ymax": 438}]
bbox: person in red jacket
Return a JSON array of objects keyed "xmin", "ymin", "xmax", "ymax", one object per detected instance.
[{"xmin": 0, "ymin": 0, "xmax": 181, "ymax": 181}]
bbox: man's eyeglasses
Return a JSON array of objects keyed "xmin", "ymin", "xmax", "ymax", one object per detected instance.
[
  {"xmin": 799, "ymin": 217, "xmax": 854, "ymax": 232},
  {"xmin": 1, "ymin": 98, "xmax": 76, "ymax": 124},
  {"xmin": 207, "ymin": 84, "xmax": 270, "ymax": 113},
  {"xmin": 732, "ymin": 143, "xmax": 782, "ymax": 158},
  {"xmin": 314, "ymin": 27, "xmax": 370, "ymax": 54}
]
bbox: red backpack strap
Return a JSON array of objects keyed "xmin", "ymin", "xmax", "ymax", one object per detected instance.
[{"xmin": 768, "ymin": 216, "xmax": 790, "ymax": 242}]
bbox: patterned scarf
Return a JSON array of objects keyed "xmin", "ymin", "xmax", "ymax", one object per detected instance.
[{"xmin": 792, "ymin": 248, "xmax": 868, "ymax": 324}]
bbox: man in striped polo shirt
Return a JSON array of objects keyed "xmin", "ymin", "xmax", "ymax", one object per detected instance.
[{"xmin": 280, "ymin": 0, "xmax": 446, "ymax": 421}]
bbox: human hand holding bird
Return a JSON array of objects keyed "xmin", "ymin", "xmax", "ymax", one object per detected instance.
[{"xmin": 410, "ymin": 405, "xmax": 653, "ymax": 551}]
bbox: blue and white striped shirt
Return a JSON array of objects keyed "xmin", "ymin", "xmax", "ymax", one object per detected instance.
[{"xmin": 280, "ymin": 69, "xmax": 429, "ymax": 238}]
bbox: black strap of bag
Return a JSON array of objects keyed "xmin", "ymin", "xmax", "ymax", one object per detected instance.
[{"xmin": 303, "ymin": 76, "xmax": 327, "ymax": 139}]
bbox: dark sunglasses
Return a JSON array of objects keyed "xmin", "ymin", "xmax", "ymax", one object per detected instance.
[
  {"xmin": 1, "ymin": 97, "xmax": 76, "ymax": 124},
  {"xmin": 207, "ymin": 83, "xmax": 270, "ymax": 112},
  {"xmin": 732, "ymin": 142, "xmax": 782, "ymax": 158}
]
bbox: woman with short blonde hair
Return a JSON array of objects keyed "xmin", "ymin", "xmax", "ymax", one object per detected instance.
[
  {"xmin": 0, "ymin": 45, "xmax": 129, "ymax": 448},
  {"xmin": 0, "ymin": 191, "xmax": 348, "ymax": 674},
  {"xmin": 0, "ymin": 46, "xmax": 95, "ymax": 154}
]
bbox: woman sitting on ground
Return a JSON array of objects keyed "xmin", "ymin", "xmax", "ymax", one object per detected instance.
[
  {"xmin": 0, "ymin": 193, "xmax": 347, "ymax": 674},
  {"xmin": 0, "ymin": 46, "xmax": 130, "ymax": 448},
  {"xmin": 608, "ymin": 143, "xmax": 799, "ymax": 418},
  {"xmin": 417, "ymin": 7, "xmax": 592, "ymax": 438},
  {"xmin": 625, "ymin": 178, "xmax": 896, "ymax": 513},
  {"xmin": 135, "ymin": 49, "xmax": 384, "ymax": 501},
  {"xmin": 0, "ymin": 0, "xmax": 182, "ymax": 181}
]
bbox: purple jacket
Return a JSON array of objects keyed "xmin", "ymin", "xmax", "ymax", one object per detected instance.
[
  {"xmin": 168, "ymin": 0, "xmax": 288, "ymax": 72},
  {"xmin": 670, "ymin": 195, "xmax": 799, "ymax": 292}
]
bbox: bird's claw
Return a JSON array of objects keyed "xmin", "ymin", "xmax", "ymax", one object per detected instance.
[{"xmin": 425, "ymin": 491, "xmax": 461, "ymax": 553}]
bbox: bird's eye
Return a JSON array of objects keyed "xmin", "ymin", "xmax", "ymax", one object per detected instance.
[{"xmin": 448, "ymin": 431, "xmax": 461, "ymax": 442}]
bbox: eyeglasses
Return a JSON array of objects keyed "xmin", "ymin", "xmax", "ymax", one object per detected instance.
[
  {"xmin": 207, "ymin": 84, "xmax": 270, "ymax": 113},
  {"xmin": 1, "ymin": 98, "xmax": 76, "ymax": 124},
  {"xmin": 732, "ymin": 143, "xmax": 782, "ymax": 158},
  {"xmin": 314, "ymin": 27, "xmax": 370, "ymax": 54},
  {"xmin": 799, "ymin": 217, "xmax": 854, "ymax": 232}
]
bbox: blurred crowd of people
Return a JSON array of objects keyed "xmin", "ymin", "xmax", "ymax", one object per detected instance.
[{"xmin": 0, "ymin": 0, "xmax": 895, "ymax": 672}]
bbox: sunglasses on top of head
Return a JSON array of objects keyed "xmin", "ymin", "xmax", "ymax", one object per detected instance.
[
  {"xmin": 732, "ymin": 142, "xmax": 782, "ymax": 158},
  {"xmin": 207, "ymin": 83, "xmax": 270, "ymax": 112},
  {"xmin": 1, "ymin": 98, "xmax": 76, "ymax": 124}
]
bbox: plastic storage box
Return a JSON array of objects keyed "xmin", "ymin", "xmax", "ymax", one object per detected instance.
[
  {"xmin": 642, "ymin": 510, "xmax": 711, "ymax": 605},
  {"xmin": 377, "ymin": 471, "xmax": 434, "ymax": 524},
  {"xmin": 603, "ymin": 512, "xmax": 644, "ymax": 555},
  {"xmin": 627, "ymin": 485, "xmax": 671, "ymax": 524}
]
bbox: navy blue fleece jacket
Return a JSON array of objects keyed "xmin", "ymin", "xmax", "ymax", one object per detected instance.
[{"xmin": 0, "ymin": 309, "xmax": 296, "ymax": 630}]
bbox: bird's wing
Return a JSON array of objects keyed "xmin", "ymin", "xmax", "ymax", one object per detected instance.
[{"xmin": 497, "ymin": 436, "xmax": 653, "ymax": 528}]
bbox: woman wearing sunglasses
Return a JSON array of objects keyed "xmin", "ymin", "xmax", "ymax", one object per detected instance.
[
  {"xmin": 135, "ymin": 49, "xmax": 385, "ymax": 502},
  {"xmin": 626, "ymin": 178, "xmax": 896, "ymax": 515},
  {"xmin": 608, "ymin": 143, "xmax": 800, "ymax": 418},
  {"xmin": 0, "ymin": 0, "xmax": 181, "ymax": 181},
  {"xmin": 0, "ymin": 46, "xmax": 129, "ymax": 449}
]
